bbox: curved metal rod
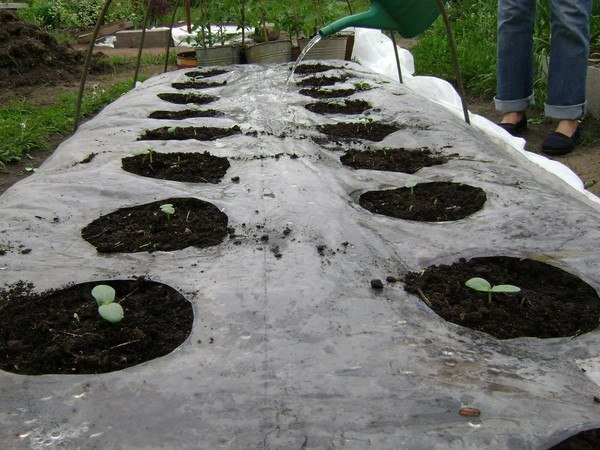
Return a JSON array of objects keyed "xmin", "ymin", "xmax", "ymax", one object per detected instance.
[
  {"xmin": 390, "ymin": 31, "xmax": 403, "ymax": 84},
  {"xmin": 133, "ymin": 0, "xmax": 152, "ymax": 87},
  {"xmin": 74, "ymin": 0, "xmax": 114, "ymax": 131},
  {"xmin": 436, "ymin": 0, "xmax": 470, "ymax": 124},
  {"xmin": 164, "ymin": 0, "xmax": 182, "ymax": 73}
]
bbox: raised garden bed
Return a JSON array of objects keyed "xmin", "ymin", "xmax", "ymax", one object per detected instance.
[
  {"xmin": 305, "ymin": 99, "xmax": 371, "ymax": 115},
  {"xmin": 139, "ymin": 125, "xmax": 241, "ymax": 141},
  {"xmin": 0, "ymin": 278, "xmax": 193, "ymax": 375},
  {"xmin": 148, "ymin": 109, "xmax": 222, "ymax": 120},
  {"xmin": 81, "ymin": 197, "xmax": 229, "ymax": 253},
  {"xmin": 171, "ymin": 80, "xmax": 227, "ymax": 90},
  {"xmin": 403, "ymin": 256, "xmax": 600, "ymax": 339},
  {"xmin": 340, "ymin": 147, "xmax": 452, "ymax": 174},
  {"xmin": 185, "ymin": 69, "xmax": 230, "ymax": 78},
  {"xmin": 157, "ymin": 92, "xmax": 217, "ymax": 105},
  {"xmin": 122, "ymin": 150, "xmax": 230, "ymax": 183},
  {"xmin": 317, "ymin": 121, "xmax": 400, "ymax": 142},
  {"xmin": 359, "ymin": 182, "xmax": 486, "ymax": 221},
  {"xmin": 294, "ymin": 63, "xmax": 341, "ymax": 75},
  {"xmin": 299, "ymin": 87, "xmax": 357, "ymax": 99},
  {"xmin": 296, "ymin": 75, "xmax": 349, "ymax": 87}
]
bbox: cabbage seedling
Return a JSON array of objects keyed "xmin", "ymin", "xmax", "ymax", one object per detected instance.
[
  {"xmin": 465, "ymin": 277, "xmax": 521, "ymax": 304},
  {"xmin": 91, "ymin": 285, "xmax": 124, "ymax": 323},
  {"xmin": 160, "ymin": 203, "xmax": 175, "ymax": 219},
  {"xmin": 405, "ymin": 176, "xmax": 418, "ymax": 195}
]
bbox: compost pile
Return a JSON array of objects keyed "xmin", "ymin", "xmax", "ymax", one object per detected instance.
[{"xmin": 0, "ymin": 11, "xmax": 108, "ymax": 89}]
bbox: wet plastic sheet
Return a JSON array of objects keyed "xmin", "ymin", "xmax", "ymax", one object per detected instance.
[{"xmin": 1, "ymin": 60, "xmax": 600, "ymax": 448}]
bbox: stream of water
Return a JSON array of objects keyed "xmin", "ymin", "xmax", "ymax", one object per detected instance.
[{"xmin": 285, "ymin": 35, "xmax": 322, "ymax": 85}]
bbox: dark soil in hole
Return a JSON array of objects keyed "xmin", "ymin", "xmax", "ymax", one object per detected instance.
[
  {"xmin": 139, "ymin": 125, "xmax": 241, "ymax": 141},
  {"xmin": 305, "ymin": 99, "xmax": 371, "ymax": 115},
  {"xmin": 359, "ymin": 182, "xmax": 486, "ymax": 221},
  {"xmin": 317, "ymin": 121, "xmax": 399, "ymax": 142},
  {"xmin": 294, "ymin": 63, "xmax": 340, "ymax": 74},
  {"xmin": 81, "ymin": 197, "xmax": 229, "ymax": 253},
  {"xmin": 186, "ymin": 69, "xmax": 229, "ymax": 78},
  {"xmin": 172, "ymin": 80, "xmax": 227, "ymax": 89},
  {"xmin": 299, "ymin": 88, "xmax": 357, "ymax": 99},
  {"xmin": 0, "ymin": 11, "xmax": 111, "ymax": 89},
  {"xmin": 548, "ymin": 428, "xmax": 600, "ymax": 449},
  {"xmin": 0, "ymin": 278, "xmax": 193, "ymax": 375},
  {"xmin": 122, "ymin": 151, "xmax": 229, "ymax": 183},
  {"xmin": 403, "ymin": 256, "xmax": 600, "ymax": 339},
  {"xmin": 296, "ymin": 75, "xmax": 349, "ymax": 87},
  {"xmin": 149, "ymin": 109, "xmax": 222, "ymax": 119},
  {"xmin": 341, "ymin": 147, "xmax": 451, "ymax": 174},
  {"xmin": 157, "ymin": 92, "xmax": 217, "ymax": 105}
]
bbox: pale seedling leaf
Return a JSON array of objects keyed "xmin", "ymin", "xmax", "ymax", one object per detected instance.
[
  {"xmin": 98, "ymin": 303, "xmax": 124, "ymax": 323},
  {"xmin": 91, "ymin": 284, "xmax": 116, "ymax": 306}
]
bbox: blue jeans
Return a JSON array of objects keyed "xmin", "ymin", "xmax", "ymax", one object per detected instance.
[{"xmin": 495, "ymin": 0, "xmax": 592, "ymax": 119}]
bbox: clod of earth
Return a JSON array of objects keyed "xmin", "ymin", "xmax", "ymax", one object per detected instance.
[
  {"xmin": 81, "ymin": 197, "xmax": 229, "ymax": 253},
  {"xmin": 359, "ymin": 182, "xmax": 486, "ymax": 222},
  {"xmin": 0, "ymin": 278, "xmax": 193, "ymax": 375},
  {"xmin": 340, "ymin": 147, "xmax": 451, "ymax": 174},
  {"xmin": 122, "ymin": 151, "xmax": 230, "ymax": 183},
  {"xmin": 305, "ymin": 99, "xmax": 371, "ymax": 115},
  {"xmin": 157, "ymin": 92, "xmax": 217, "ymax": 105},
  {"xmin": 148, "ymin": 109, "xmax": 223, "ymax": 120},
  {"xmin": 403, "ymin": 256, "xmax": 600, "ymax": 339},
  {"xmin": 139, "ymin": 125, "xmax": 241, "ymax": 141}
]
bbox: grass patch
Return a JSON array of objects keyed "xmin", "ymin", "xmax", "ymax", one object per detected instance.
[{"xmin": 0, "ymin": 80, "xmax": 139, "ymax": 164}]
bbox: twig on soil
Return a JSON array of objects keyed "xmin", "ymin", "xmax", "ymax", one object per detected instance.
[
  {"xmin": 416, "ymin": 288, "xmax": 432, "ymax": 308},
  {"xmin": 110, "ymin": 339, "xmax": 142, "ymax": 350}
]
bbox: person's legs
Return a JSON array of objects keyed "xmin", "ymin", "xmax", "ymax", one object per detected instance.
[{"xmin": 495, "ymin": 0, "xmax": 537, "ymax": 124}]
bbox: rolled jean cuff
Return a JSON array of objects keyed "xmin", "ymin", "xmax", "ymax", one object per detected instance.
[
  {"xmin": 544, "ymin": 102, "xmax": 586, "ymax": 120},
  {"xmin": 494, "ymin": 94, "xmax": 534, "ymax": 113}
]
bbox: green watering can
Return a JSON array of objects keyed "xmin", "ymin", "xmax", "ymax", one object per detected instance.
[{"xmin": 319, "ymin": 0, "xmax": 445, "ymax": 38}]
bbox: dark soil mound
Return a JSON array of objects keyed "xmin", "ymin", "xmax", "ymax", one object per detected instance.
[
  {"xmin": 341, "ymin": 148, "xmax": 451, "ymax": 174},
  {"xmin": 359, "ymin": 182, "xmax": 486, "ymax": 221},
  {"xmin": 82, "ymin": 197, "xmax": 229, "ymax": 253},
  {"xmin": 299, "ymin": 88, "xmax": 357, "ymax": 99},
  {"xmin": 186, "ymin": 69, "xmax": 230, "ymax": 78},
  {"xmin": 297, "ymin": 75, "xmax": 349, "ymax": 87},
  {"xmin": 403, "ymin": 257, "xmax": 600, "ymax": 339},
  {"xmin": 172, "ymin": 80, "xmax": 227, "ymax": 90},
  {"xmin": 548, "ymin": 428, "xmax": 600, "ymax": 449},
  {"xmin": 0, "ymin": 11, "xmax": 109, "ymax": 88},
  {"xmin": 317, "ymin": 121, "xmax": 400, "ymax": 142},
  {"xmin": 149, "ymin": 109, "xmax": 222, "ymax": 119},
  {"xmin": 305, "ymin": 99, "xmax": 371, "ymax": 115},
  {"xmin": 294, "ymin": 63, "xmax": 340, "ymax": 74},
  {"xmin": 157, "ymin": 92, "xmax": 218, "ymax": 105},
  {"xmin": 0, "ymin": 278, "xmax": 193, "ymax": 375},
  {"xmin": 122, "ymin": 150, "xmax": 230, "ymax": 183},
  {"xmin": 139, "ymin": 125, "xmax": 241, "ymax": 141}
]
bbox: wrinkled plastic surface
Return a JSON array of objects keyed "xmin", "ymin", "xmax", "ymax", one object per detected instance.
[{"xmin": 1, "ymin": 59, "xmax": 600, "ymax": 448}]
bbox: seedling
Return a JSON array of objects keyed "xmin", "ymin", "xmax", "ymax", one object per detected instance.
[
  {"xmin": 160, "ymin": 203, "xmax": 175, "ymax": 219},
  {"xmin": 405, "ymin": 176, "xmax": 418, "ymax": 195},
  {"xmin": 465, "ymin": 277, "xmax": 521, "ymax": 304},
  {"xmin": 167, "ymin": 126, "xmax": 178, "ymax": 135},
  {"xmin": 354, "ymin": 81, "xmax": 370, "ymax": 90},
  {"xmin": 91, "ymin": 285, "xmax": 124, "ymax": 323}
]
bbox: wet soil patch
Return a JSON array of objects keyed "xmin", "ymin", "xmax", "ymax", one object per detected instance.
[
  {"xmin": 317, "ymin": 121, "xmax": 399, "ymax": 142},
  {"xmin": 549, "ymin": 428, "xmax": 600, "ymax": 449},
  {"xmin": 149, "ymin": 109, "xmax": 222, "ymax": 119},
  {"xmin": 305, "ymin": 99, "xmax": 371, "ymax": 115},
  {"xmin": 299, "ymin": 88, "xmax": 357, "ymax": 99},
  {"xmin": 294, "ymin": 63, "xmax": 341, "ymax": 75},
  {"xmin": 186, "ymin": 69, "xmax": 230, "ymax": 78},
  {"xmin": 0, "ymin": 278, "xmax": 193, "ymax": 375},
  {"xmin": 82, "ymin": 197, "xmax": 229, "ymax": 253},
  {"xmin": 122, "ymin": 151, "xmax": 229, "ymax": 183},
  {"xmin": 296, "ymin": 75, "xmax": 349, "ymax": 87},
  {"xmin": 341, "ymin": 147, "xmax": 451, "ymax": 174},
  {"xmin": 139, "ymin": 125, "xmax": 241, "ymax": 141},
  {"xmin": 172, "ymin": 80, "xmax": 227, "ymax": 90},
  {"xmin": 403, "ymin": 256, "xmax": 600, "ymax": 339},
  {"xmin": 157, "ymin": 92, "xmax": 217, "ymax": 105},
  {"xmin": 359, "ymin": 182, "xmax": 486, "ymax": 221}
]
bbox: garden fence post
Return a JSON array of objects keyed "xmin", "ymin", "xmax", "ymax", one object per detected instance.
[
  {"xmin": 73, "ymin": 0, "xmax": 114, "ymax": 131},
  {"xmin": 133, "ymin": 0, "xmax": 152, "ymax": 88},
  {"xmin": 390, "ymin": 31, "xmax": 403, "ymax": 84},
  {"xmin": 164, "ymin": 0, "xmax": 182, "ymax": 73}
]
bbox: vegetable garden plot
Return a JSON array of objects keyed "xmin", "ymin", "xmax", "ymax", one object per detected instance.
[{"xmin": 0, "ymin": 63, "xmax": 599, "ymax": 449}]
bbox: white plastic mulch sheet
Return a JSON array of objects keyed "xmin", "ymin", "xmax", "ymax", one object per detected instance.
[{"xmin": 1, "ymin": 60, "xmax": 600, "ymax": 448}]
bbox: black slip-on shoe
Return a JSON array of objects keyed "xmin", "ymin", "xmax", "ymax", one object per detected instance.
[
  {"xmin": 541, "ymin": 127, "xmax": 581, "ymax": 156},
  {"xmin": 498, "ymin": 113, "xmax": 527, "ymax": 136}
]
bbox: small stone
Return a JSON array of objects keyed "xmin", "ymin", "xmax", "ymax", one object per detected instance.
[
  {"xmin": 20, "ymin": 248, "xmax": 31, "ymax": 255},
  {"xmin": 370, "ymin": 279, "xmax": 384, "ymax": 290},
  {"xmin": 594, "ymin": 396, "xmax": 600, "ymax": 404},
  {"xmin": 260, "ymin": 234, "xmax": 269, "ymax": 242},
  {"xmin": 459, "ymin": 407, "xmax": 481, "ymax": 417},
  {"xmin": 386, "ymin": 276, "xmax": 399, "ymax": 283},
  {"xmin": 184, "ymin": 228, "xmax": 192, "ymax": 235},
  {"xmin": 231, "ymin": 176, "xmax": 240, "ymax": 182}
]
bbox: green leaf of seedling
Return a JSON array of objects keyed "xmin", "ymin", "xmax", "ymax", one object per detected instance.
[
  {"xmin": 405, "ymin": 176, "xmax": 418, "ymax": 189},
  {"xmin": 167, "ymin": 126, "xmax": 177, "ymax": 135},
  {"xmin": 465, "ymin": 277, "xmax": 492, "ymax": 292},
  {"xmin": 98, "ymin": 302, "xmax": 124, "ymax": 323},
  {"xmin": 491, "ymin": 284, "xmax": 521, "ymax": 294},
  {"xmin": 91, "ymin": 284, "xmax": 116, "ymax": 306}
]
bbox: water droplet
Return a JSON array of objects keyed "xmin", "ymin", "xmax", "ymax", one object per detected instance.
[
  {"xmin": 18, "ymin": 432, "xmax": 30, "ymax": 439},
  {"xmin": 441, "ymin": 350, "xmax": 454, "ymax": 356},
  {"xmin": 396, "ymin": 320, "xmax": 407, "ymax": 325},
  {"xmin": 73, "ymin": 393, "xmax": 86, "ymax": 399},
  {"xmin": 240, "ymin": 331, "xmax": 252, "ymax": 340},
  {"xmin": 469, "ymin": 421, "xmax": 482, "ymax": 428}
]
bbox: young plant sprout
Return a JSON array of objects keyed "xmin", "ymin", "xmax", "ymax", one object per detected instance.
[
  {"xmin": 405, "ymin": 176, "xmax": 418, "ymax": 194},
  {"xmin": 465, "ymin": 277, "xmax": 521, "ymax": 304},
  {"xmin": 91, "ymin": 285, "xmax": 124, "ymax": 324},
  {"xmin": 167, "ymin": 126, "xmax": 178, "ymax": 135},
  {"xmin": 160, "ymin": 203, "xmax": 175, "ymax": 219}
]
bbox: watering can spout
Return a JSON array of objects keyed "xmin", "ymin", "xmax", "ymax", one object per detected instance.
[{"xmin": 319, "ymin": 0, "xmax": 444, "ymax": 39}]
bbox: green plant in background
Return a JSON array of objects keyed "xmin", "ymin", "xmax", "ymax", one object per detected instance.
[
  {"xmin": 91, "ymin": 285, "xmax": 124, "ymax": 324},
  {"xmin": 160, "ymin": 203, "xmax": 175, "ymax": 219},
  {"xmin": 465, "ymin": 277, "xmax": 521, "ymax": 304}
]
